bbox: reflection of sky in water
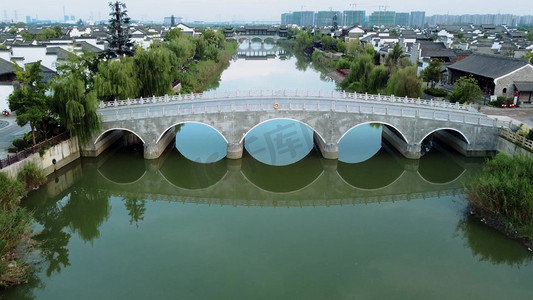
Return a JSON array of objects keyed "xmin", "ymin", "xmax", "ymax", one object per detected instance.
[
  {"xmin": 175, "ymin": 123, "xmax": 227, "ymax": 163},
  {"xmin": 213, "ymin": 45, "xmax": 337, "ymax": 91},
  {"xmin": 338, "ymin": 124, "xmax": 382, "ymax": 164},
  {"xmin": 245, "ymin": 119, "xmax": 314, "ymax": 166}
]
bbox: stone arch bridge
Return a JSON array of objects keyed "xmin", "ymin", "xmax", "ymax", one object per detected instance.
[{"xmin": 85, "ymin": 90, "xmax": 508, "ymax": 160}]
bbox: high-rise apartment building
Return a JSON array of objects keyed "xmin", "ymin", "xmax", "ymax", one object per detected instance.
[
  {"xmin": 395, "ymin": 13, "xmax": 409, "ymax": 26},
  {"xmin": 369, "ymin": 11, "xmax": 395, "ymax": 26},
  {"xmin": 343, "ymin": 10, "xmax": 365, "ymax": 26},
  {"xmin": 410, "ymin": 11, "xmax": 426, "ymax": 27},
  {"xmin": 315, "ymin": 11, "xmax": 341, "ymax": 27}
]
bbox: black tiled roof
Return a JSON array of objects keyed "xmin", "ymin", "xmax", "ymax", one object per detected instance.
[
  {"xmin": 448, "ymin": 53, "xmax": 529, "ymax": 79},
  {"xmin": 0, "ymin": 57, "xmax": 15, "ymax": 76},
  {"xmin": 514, "ymin": 81, "xmax": 533, "ymax": 92},
  {"xmin": 419, "ymin": 41, "xmax": 456, "ymax": 59}
]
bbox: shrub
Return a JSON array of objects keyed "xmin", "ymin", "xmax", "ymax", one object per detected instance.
[
  {"xmin": 336, "ymin": 58, "xmax": 351, "ymax": 70},
  {"xmin": 424, "ymin": 87, "xmax": 448, "ymax": 97},
  {"xmin": 0, "ymin": 172, "xmax": 33, "ymax": 287},
  {"xmin": 489, "ymin": 96, "xmax": 507, "ymax": 107},
  {"xmin": 12, "ymin": 138, "xmax": 28, "ymax": 151},
  {"xmin": 17, "ymin": 162, "xmax": 46, "ymax": 190},
  {"xmin": 465, "ymin": 154, "xmax": 533, "ymax": 239},
  {"xmin": 7, "ymin": 146, "xmax": 18, "ymax": 153}
]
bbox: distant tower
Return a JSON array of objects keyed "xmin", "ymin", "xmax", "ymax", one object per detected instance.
[{"xmin": 171, "ymin": 14, "xmax": 175, "ymax": 27}]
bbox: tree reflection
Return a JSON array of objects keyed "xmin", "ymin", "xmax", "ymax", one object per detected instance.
[
  {"xmin": 124, "ymin": 196, "xmax": 146, "ymax": 227},
  {"xmin": 28, "ymin": 184, "xmax": 111, "ymax": 277},
  {"xmin": 26, "ymin": 189, "xmax": 72, "ymax": 277},
  {"xmin": 294, "ymin": 52, "xmax": 310, "ymax": 71},
  {"xmin": 62, "ymin": 187, "xmax": 110, "ymax": 242},
  {"xmin": 456, "ymin": 216, "xmax": 533, "ymax": 266}
]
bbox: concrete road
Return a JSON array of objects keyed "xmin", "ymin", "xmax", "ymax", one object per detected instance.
[
  {"xmin": 481, "ymin": 103, "xmax": 533, "ymax": 128},
  {"xmin": 0, "ymin": 113, "xmax": 30, "ymax": 159}
]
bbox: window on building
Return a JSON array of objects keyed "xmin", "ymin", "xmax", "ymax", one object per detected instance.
[{"xmin": 503, "ymin": 88, "xmax": 507, "ymax": 94}]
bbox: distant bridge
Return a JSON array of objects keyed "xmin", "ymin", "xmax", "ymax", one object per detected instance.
[
  {"xmin": 225, "ymin": 25, "xmax": 288, "ymax": 44},
  {"xmin": 86, "ymin": 90, "xmax": 508, "ymax": 160}
]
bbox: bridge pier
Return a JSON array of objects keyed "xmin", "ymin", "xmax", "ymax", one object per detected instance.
[
  {"xmin": 143, "ymin": 130, "xmax": 176, "ymax": 160},
  {"xmin": 81, "ymin": 130, "xmax": 124, "ymax": 157},
  {"xmin": 313, "ymin": 133, "xmax": 338, "ymax": 160},
  {"xmin": 382, "ymin": 126, "xmax": 421, "ymax": 159},
  {"xmin": 227, "ymin": 142, "xmax": 244, "ymax": 160}
]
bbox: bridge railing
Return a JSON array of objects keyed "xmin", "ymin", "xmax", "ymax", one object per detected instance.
[
  {"xmin": 114, "ymin": 188, "xmax": 465, "ymax": 207},
  {"xmin": 500, "ymin": 128, "xmax": 533, "ymax": 152},
  {"xmin": 98, "ymin": 89, "xmax": 478, "ymax": 112},
  {"xmin": 99, "ymin": 94, "xmax": 512, "ymax": 129}
]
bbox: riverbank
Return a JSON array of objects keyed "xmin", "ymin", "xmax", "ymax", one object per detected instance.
[
  {"xmin": 465, "ymin": 153, "xmax": 533, "ymax": 250},
  {"xmin": 468, "ymin": 204, "xmax": 533, "ymax": 250},
  {"xmin": 0, "ymin": 162, "xmax": 46, "ymax": 288}
]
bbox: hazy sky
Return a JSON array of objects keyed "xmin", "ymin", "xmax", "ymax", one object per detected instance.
[{"xmin": 2, "ymin": 0, "xmax": 533, "ymax": 23}]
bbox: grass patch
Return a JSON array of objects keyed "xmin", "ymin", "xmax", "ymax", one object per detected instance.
[{"xmin": 465, "ymin": 153, "xmax": 533, "ymax": 247}]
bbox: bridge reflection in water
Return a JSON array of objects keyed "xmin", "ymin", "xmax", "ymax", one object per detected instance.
[{"xmin": 53, "ymin": 141, "xmax": 483, "ymax": 208}]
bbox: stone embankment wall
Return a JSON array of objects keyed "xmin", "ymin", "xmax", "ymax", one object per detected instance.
[
  {"xmin": 1, "ymin": 137, "xmax": 80, "ymax": 178},
  {"xmin": 496, "ymin": 136, "xmax": 533, "ymax": 158}
]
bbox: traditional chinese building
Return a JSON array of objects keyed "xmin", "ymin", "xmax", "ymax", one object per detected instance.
[{"xmin": 447, "ymin": 53, "xmax": 533, "ymax": 100}]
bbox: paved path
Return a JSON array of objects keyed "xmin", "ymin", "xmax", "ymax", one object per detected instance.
[
  {"xmin": 481, "ymin": 104, "xmax": 533, "ymax": 128},
  {"xmin": 0, "ymin": 114, "xmax": 30, "ymax": 159}
]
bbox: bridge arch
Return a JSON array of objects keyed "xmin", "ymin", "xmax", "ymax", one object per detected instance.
[
  {"xmin": 418, "ymin": 128, "xmax": 470, "ymax": 145},
  {"xmin": 94, "ymin": 128, "xmax": 146, "ymax": 145},
  {"xmin": 337, "ymin": 121, "xmax": 409, "ymax": 144},
  {"xmin": 157, "ymin": 121, "xmax": 229, "ymax": 145},
  {"xmin": 239, "ymin": 117, "xmax": 327, "ymax": 145}
]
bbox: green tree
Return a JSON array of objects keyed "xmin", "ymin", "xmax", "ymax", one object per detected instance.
[
  {"xmin": 194, "ymin": 37, "xmax": 207, "ymax": 60},
  {"xmin": 449, "ymin": 75, "xmax": 483, "ymax": 104},
  {"xmin": 21, "ymin": 31, "xmax": 34, "ymax": 41},
  {"xmin": 164, "ymin": 28, "xmax": 183, "ymax": 41},
  {"xmin": 165, "ymin": 37, "xmax": 196, "ymax": 67},
  {"xmin": 53, "ymin": 25, "xmax": 63, "ymax": 37},
  {"xmin": 421, "ymin": 59, "xmax": 442, "ymax": 88},
  {"xmin": 524, "ymin": 52, "xmax": 533, "ymax": 64},
  {"xmin": 8, "ymin": 61, "xmax": 49, "ymax": 145},
  {"xmin": 341, "ymin": 53, "xmax": 374, "ymax": 91},
  {"xmin": 386, "ymin": 66, "xmax": 422, "ymax": 98},
  {"xmin": 295, "ymin": 31, "xmax": 313, "ymax": 50},
  {"xmin": 345, "ymin": 39, "xmax": 363, "ymax": 57},
  {"xmin": 367, "ymin": 65, "xmax": 388, "ymax": 93},
  {"xmin": 201, "ymin": 28, "xmax": 224, "ymax": 48},
  {"xmin": 55, "ymin": 50, "xmax": 100, "ymax": 89},
  {"xmin": 36, "ymin": 28, "xmax": 59, "ymax": 41},
  {"xmin": 94, "ymin": 56, "xmax": 140, "ymax": 101},
  {"xmin": 134, "ymin": 47, "xmax": 178, "ymax": 97},
  {"xmin": 104, "ymin": 1, "xmax": 134, "ymax": 58},
  {"xmin": 49, "ymin": 74, "xmax": 101, "ymax": 145},
  {"xmin": 336, "ymin": 39, "xmax": 346, "ymax": 53},
  {"xmin": 385, "ymin": 43, "xmax": 405, "ymax": 74}
]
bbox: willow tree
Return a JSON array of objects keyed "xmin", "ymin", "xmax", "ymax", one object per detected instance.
[
  {"xmin": 94, "ymin": 56, "xmax": 140, "ymax": 102},
  {"xmin": 386, "ymin": 66, "xmax": 422, "ymax": 98},
  {"xmin": 49, "ymin": 74, "xmax": 100, "ymax": 145},
  {"xmin": 8, "ymin": 61, "xmax": 49, "ymax": 145},
  {"xmin": 134, "ymin": 47, "xmax": 178, "ymax": 97}
]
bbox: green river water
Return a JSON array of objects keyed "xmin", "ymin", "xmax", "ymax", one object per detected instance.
[{"xmin": 3, "ymin": 43, "xmax": 533, "ymax": 299}]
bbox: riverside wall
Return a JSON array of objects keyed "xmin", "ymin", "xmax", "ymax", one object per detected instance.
[{"xmin": 0, "ymin": 137, "xmax": 80, "ymax": 178}]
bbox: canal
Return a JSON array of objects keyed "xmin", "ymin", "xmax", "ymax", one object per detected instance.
[{"xmin": 4, "ymin": 42, "xmax": 533, "ymax": 299}]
